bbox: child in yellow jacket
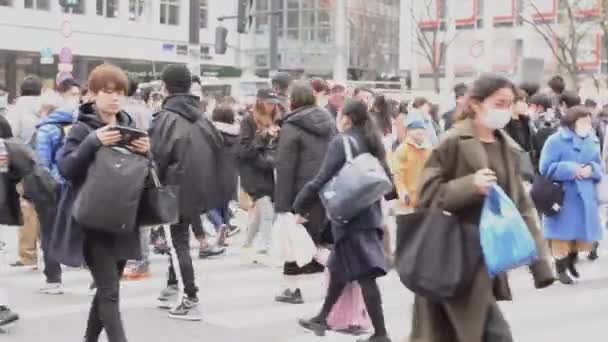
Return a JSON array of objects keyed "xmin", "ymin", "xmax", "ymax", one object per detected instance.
[{"xmin": 391, "ymin": 116, "xmax": 431, "ymax": 213}]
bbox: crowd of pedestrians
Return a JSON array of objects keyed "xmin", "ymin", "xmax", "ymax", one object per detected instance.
[{"xmin": 0, "ymin": 67, "xmax": 606, "ymax": 342}]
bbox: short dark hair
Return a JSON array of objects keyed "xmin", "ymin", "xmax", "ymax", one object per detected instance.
[
  {"xmin": 20, "ymin": 75, "xmax": 42, "ymax": 97},
  {"xmin": 191, "ymin": 75, "xmax": 202, "ymax": 85},
  {"xmin": 412, "ymin": 97, "xmax": 429, "ymax": 109},
  {"xmin": 561, "ymin": 105, "xmax": 591, "ymax": 130},
  {"xmin": 520, "ymin": 82, "xmax": 540, "ymax": 98},
  {"xmin": 330, "ymin": 84, "xmax": 345, "ymax": 94},
  {"xmin": 548, "ymin": 75, "xmax": 565, "ymax": 94},
  {"xmin": 529, "ymin": 93, "xmax": 552, "ymax": 112},
  {"xmin": 141, "ymin": 87, "xmax": 153, "ymax": 103},
  {"xmin": 127, "ymin": 76, "xmax": 139, "ymax": 97},
  {"xmin": 311, "ymin": 78, "xmax": 329, "ymax": 94},
  {"xmin": 559, "ymin": 91, "xmax": 581, "ymax": 109},
  {"xmin": 290, "ymin": 81, "xmax": 316, "ymax": 111},
  {"xmin": 161, "ymin": 64, "xmax": 192, "ymax": 95},
  {"xmin": 584, "ymin": 99, "xmax": 597, "ymax": 108},
  {"xmin": 56, "ymin": 78, "xmax": 80, "ymax": 94},
  {"xmin": 212, "ymin": 105, "xmax": 235, "ymax": 124},
  {"xmin": 454, "ymin": 83, "xmax": 468, "ymax": 99},
  {"xmin": 88, "ymin": 64, "xmax": 129, "ymax": 94}
]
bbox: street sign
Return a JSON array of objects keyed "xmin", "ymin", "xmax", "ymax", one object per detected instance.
[
  {"xmin": 40, "ymin": 48, "xmax": 54, "ymax": 65},
  {"xmin": 56, "ymin": 72, "xmax": 73, "ymax": 86},
  {"xmin": 58, "ymin": 63, "xmax": 74, "ymax": 73},
  {"xmin": 59, "ymin": 47, "xmax": 73, "ymax": 64}
]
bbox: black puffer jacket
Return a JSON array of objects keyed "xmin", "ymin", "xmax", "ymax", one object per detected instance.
[
  {"xmin": 150, "ymin": 94, "xmax": 224, "ymax": 218},
  {"xmin": 275, "ymin": 105, "xmax": 336, "ymax": 213},
  {"xmin": 214, "ymin": 121, "xmax": 240, "ymax": 205},
  {"xmin": 237, "ymin": 114, "xmax": 276, "ymax": 200}
]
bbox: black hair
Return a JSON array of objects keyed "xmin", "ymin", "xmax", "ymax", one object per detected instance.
[
  {"xmin": 161, "ymin": 64, "xmax": 192, "ymax": 95},
  {"xmin": 20, "ymin": 75, "xmax": 42, "ymax": 97},
  {"xmin": 559, "ymin": 91, "xmax": 581, "ymax": 109},
  {"xmin": 398, "ymin": 101, "xmax": 409, "ymax": 115},
  {"xmin": 458, "ymin": 73, "xmax": 516, "ymax": 121},
  {"xmin": 529, "ymin": 93, "xmax": 552, "ymax": 112},
  {"xmin": 56, "ymin": 78, "xmax": 80, "ymax": 94},
  {"xmin": 561, "ymin": 105, "xmax": 592, "ymax": 130},
  {"xmin": 584, "ymin": 99, "xmax": 598, "ymax": 108},
  {"xmin": 371, "ymin": 95, "xmax": 393, "ymax": 134},
  {"xmin": 343, "ymin": 99, "xmax": 385, "ymax": 161},
  {"xmin": 127, "ymin": 76, "xmax": 139, "ymax": 97},
  {"xmin": 212, "ymin": 105, "xmax": 236, "ymax": 124},
  {"xmin": 520, "ymin": 82, "xmax": 540, "ymax": 98},
  {"xmin": 454, "ymin": 83, "xmax": 468, "ymax": 99},
  {"xmin": 548, "ymin": 75, "xmax": 565, "ymax": 94}
]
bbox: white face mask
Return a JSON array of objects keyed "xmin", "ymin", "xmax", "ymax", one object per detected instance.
[
  {"xmin": 0, "ymin": 95, "xmax": 7, "ymax": 110},
  {"xmin": 575, "ymin": 123, "xmax": 592, "ymax": 137},
  {"xmin": 481, "ymin": 107, "xmax": 512, "ymax": 130}
]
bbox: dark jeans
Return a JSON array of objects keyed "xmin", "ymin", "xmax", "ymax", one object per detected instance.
[
  {"xmin": 207, "ymin": 202, "xmax": 230, "ymax": 230},
  {"xmin": 83, "ymin": 232, "xmax": 128, "ymax": 342},
  {"xmin": 39, "ymin": 206, "xmax": 61, "ymax": 284},
  {"xmin": 190, "ymin": 215, "xmax": 205, "ymax": 240},
  {"xmin": 167, "ymin": 219, "xmax": 198, "ymax": 299}
]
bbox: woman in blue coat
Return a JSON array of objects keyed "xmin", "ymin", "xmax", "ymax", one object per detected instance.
[{"xmin": 539, "ymin": 105, "xmax": 603, "ymax": 285}]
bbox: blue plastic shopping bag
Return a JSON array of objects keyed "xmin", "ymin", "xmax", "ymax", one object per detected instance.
[{"xmin": 480, "ymin": 184, "xmax": 538, "ymax": 277}]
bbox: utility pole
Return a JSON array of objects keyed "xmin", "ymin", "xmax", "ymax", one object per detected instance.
[
  {"xmin": 269, "ymin": 0, "xmax": 280, "ymax": 75},
  {"xmin": 333, "ymin": 0, "xmax": 347, "ymax": 82}
]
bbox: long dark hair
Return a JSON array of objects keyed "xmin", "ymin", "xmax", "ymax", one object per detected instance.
[
  {"xmin": 371, "ymin": 95, "xmax": 393, "ymax": 135},
  {"xmin": 343, "ymin": 100, "xmax": 385, "ymax": 160}
]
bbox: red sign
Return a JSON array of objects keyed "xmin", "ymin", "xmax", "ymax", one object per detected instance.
[{"xmin": 59, "ymin": 47, "xmax": 73, "ymax": 64}]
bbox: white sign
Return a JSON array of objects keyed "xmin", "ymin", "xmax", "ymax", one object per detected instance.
[
  {"xmin": 41, "ymin": 57, "xmax": 55, "ymax": 65},
  {"xmin": 58, "ymin": 63, "xmax": 74, "ymax": 72}
]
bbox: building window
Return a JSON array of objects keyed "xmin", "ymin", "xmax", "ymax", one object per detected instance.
[
  {"xmin": 129, "ymin": 0, "xmax": 146, "ymax": 21},
  {"xmin": 61, "ymin": 1, "xmax": 85, "ymax": 14},
  {"xmin": 25, "ymin": 0, "xmax": 50, "ymax": 10},
  {"xmin": 160, "ymin": 0, "xmax": 179, "ymax": 25},
  {"xmin": 200, "ymin": 0, "xmax": 208, "ymax": 28},
  {"xmin": 97, "ymin": 0, "xmax": 118, "ymax": 18},
  {"xmin": 0, "ymin": 0, "xmax": 13, "ymax": 6},
  {"xmin": 256, "ymin": 0, "xmax": 268, "ymax": 11}
]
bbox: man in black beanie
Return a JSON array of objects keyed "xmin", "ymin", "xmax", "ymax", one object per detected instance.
[{"xmin": 150, "ymin": 64, "xmax": 225, "ymax": 320}]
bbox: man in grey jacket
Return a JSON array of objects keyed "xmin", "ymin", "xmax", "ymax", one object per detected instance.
[{"xmin": 7, "ymin": 75, "xmax": 42, "ymax": 143}]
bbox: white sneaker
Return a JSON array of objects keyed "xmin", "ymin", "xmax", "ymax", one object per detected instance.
[{"xmin": 39, "ymin": 283, "xmax": 64, "ymax": 295}]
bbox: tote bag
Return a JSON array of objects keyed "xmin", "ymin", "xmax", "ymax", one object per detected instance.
[
  {"xmin": 480, "ymin": 185, "xmax": 538, "ymax": 277},
  {"xmin": 73, "ymin": 146, "xmax": 148, "ymax": 235},
  {"xmin": 530, "ymin": 167, "xmax": 564, "ymax": 217},
  {"xmin": 320, "ymin": 136, "xmax": 393, "ymax": 224},
  {"xmin": 137, "ymin": 163, "xmax": 179, "ymax": 227}
]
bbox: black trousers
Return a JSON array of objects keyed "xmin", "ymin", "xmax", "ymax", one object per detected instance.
[
  {"xmin": 83, "ymin": 233, "xmax": 128, "ymax": 342},
  {"xmin": 190, "ymin": 215, "xmax": 205, "ymax": 240},
  {"xmin": 38, "ymin": 206, "xmax": 61, "ymax": 284},
  {"xmin": 167, "ymin": 218, "xmax": 198, "ymax": 299}
]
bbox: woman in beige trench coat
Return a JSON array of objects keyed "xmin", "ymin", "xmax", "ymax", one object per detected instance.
[{"xmin": 409, "ymin": 74, "xmax": 555, "ymax": 342}]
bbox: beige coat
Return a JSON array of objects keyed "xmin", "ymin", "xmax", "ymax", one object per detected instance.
[{"xmin": 409, "ymin": 119, "xmax": 555, "ymax": 342}]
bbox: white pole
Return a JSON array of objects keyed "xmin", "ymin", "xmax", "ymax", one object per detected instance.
[{"xmin": 333, "ymin": 0, "xmax": 348, "ymax": 82}]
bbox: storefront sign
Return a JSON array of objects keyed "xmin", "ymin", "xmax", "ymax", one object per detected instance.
[
  {"xmin": 40, "ymin": 48, "xmax": 54, "ymax": 65},
  {"xmin": 177, "ymin": 45, "xmax": 188, "ymax": 56}
]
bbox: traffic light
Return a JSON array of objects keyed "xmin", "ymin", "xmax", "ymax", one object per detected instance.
[
  {"xmin": 215, "ymin": 27, "xmax": 228, "ymax": 55},
  {"xmin": 237, "ymin": 0, "xmax": 253, "ymax": 34},
  {"xmin": 59, "ymin": 0, "xmax": 80, "ymax": 8}
]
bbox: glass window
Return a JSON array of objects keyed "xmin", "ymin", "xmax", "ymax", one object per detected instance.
[
  {"xmin": 287, "ymin": 0, "xmax": 298, "ymax": 9},
  {"xmin": 302, "ymin": 28, "xmax": 314, "ymax": 42},
  {"xmin": 255, "ymin": 15, "xmax": 269, "ymax": 31},
  {"xmin": 25, "ymin": 0, "xmax": 50, "ymax": 10},
  {"xmin": 129, "ymin": 0, "xmax": 146, "ymax": 21},
  {"xmin": 287, "ymin": 10, "xmax": 299, "ymax": 28},
  {"xmin": 160, "ymin": 0, "xmax": 179, "ymax": 25},
  {"xmin": 256, "ymin": 0, "xmax": 268, "ymax": 11},
  {"xmin": 302, "ymin": 0, "xmax": 315, "ymax": 9},
  {"xmin": 96, "ymin": 0, "xmax": 118, "ymax": 18},
  {"xmin": 0, "ymin": 0, "xmax": 13, "ymax": 6},
  {"xmin": 302, "ymin": 10, "xmax": 314, "ymax": 27},
  {"xmin": 200, "ymin": 0, "xmax": 207, "ymax": 28},
  {"xmin": 61, "ymin": 0, "xmax": 85, "ymax": 14},
  {"xmin": 317, "ymin": 28, "xmax": 331, "ymax": 43},
  {"xmin": 287, "ymin": 28, "xmax": 299, "ymax": 40},
  {"xmin": 318, "ymin": 10, "xmax": 330, "ymax": 26}
]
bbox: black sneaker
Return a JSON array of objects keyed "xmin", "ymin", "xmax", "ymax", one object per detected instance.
[
  {"xmin": 301, "ymin": 260, "xmax": 325, "ymax": 274},
  {"xmin": 298, "ymin": 317, "xmax": 328, "ymax": 336},
  {"xmin": 168, "ymin": 297, "xmax": 202, "ymax": 321},
  {"xmin": 588, "ymin": 242, "xmax": 599, "ymax": 261},
  {"xmin": 0, "ymin": 306, "xmax": 19, "ymax": 327},
  {"xmin": 199, "ymin": 245, "xmax": 226, "ymax": 259},
  {"xmin": 275, "ymin": 288, "xmax": 304, "ymax": 304}
]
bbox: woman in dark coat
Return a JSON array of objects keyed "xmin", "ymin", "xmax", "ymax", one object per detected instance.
[
  {"xmin": 56, "ymin": 64, "xmax": 147, "ymax": 342},
  {"xmin": 410, "ymin": 75, "xmax": 555, "ymax": 342},
  {"xmin": 274, "ymin": 82, "xmax": 336, "ymax": 304},
  {"xmin": 294, "ymin": 100, "xmax": 392, "ymax": 342}
]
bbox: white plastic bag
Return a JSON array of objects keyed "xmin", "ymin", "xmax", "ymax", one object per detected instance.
[{"xmin": 271, "ymin": 213, "xmax": 316, "ymax": 267}]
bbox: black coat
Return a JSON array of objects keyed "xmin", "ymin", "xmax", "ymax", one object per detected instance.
[
  {"xmin": 53, "ymin": 103, "xmax": 141, "ymax": 266},
  {"xmin": 214, "ymin": 121, "xmax": 240, "ymax": 205},
  {"xmin": 150, "ymin": 94, "xmax": 224, "ymax": 218},
  {"xmin": 237, "ymin": 114, "xmax": 276, "ymax": 200},
  {"xmin": 293, "ymin": 129, "xmax": 387, "ymax": 282},
  {"xmin": 505, "ymin": 115, "xmax": 535, "ymax": 153}
]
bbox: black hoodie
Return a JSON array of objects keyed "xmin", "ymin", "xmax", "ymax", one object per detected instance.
[
  {"xmin": 275, "ymin": 105, "xmax": 336, "ymax": 215},
  {"xmin": 150, "ymin": 94, "xmax": 224, "ymax": 218}
]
